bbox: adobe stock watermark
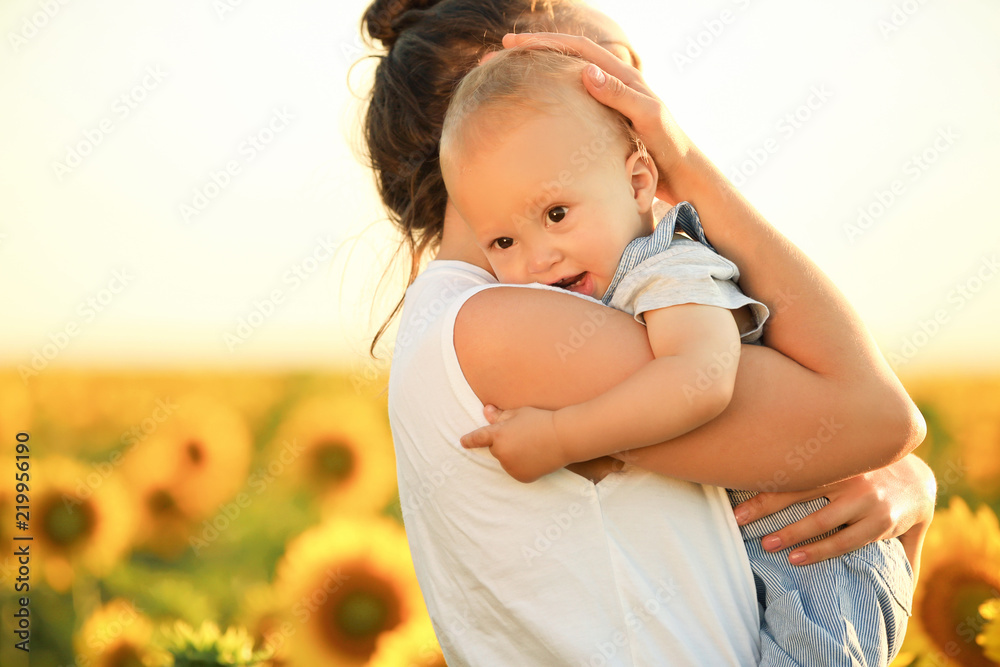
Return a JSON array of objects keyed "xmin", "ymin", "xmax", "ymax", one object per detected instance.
[
  {"xmin": 755, "ymin": 416, "xmax": 846, "ymax": 493},
  {"xmin": 673, "ymin": 0, "xmax": 754, "ymax": 73},
  {"xmin": 888, "ymin": 252, "xmax": 998, "ymax": 368},
  {"xmin": 179, "ymin": 107, "xmax": 294, "ymax": 223},
  {"xmin": 432, "ymin": 608, "xmax": 478, "ymax": 657},
  {"xmin": 7, "ymin": 0, "xmax": 73, "ymax": 53},
  {"xmin": 681, "ymin": 339, "xmax": 741, "ymax": 403},
  {"xmin": 555, "ymin": 308, "xmax": 608, "ymax": 361},
  {"xmin": 224, "ymin": 235, "xmax": 339, "ymax": 351},
  {"xmin": 51, "ymin": 65, "xmax": 168, "ymax": 182},
  {"xmin": 396, "ymin": 460, "xmax": 457, "ymax": 522},
  {"xmin": 62, "ymin": 397, "xmax": 178, "ymax": 511},
  {"xmin": 844, "ymin": 127, "xmax": 958, "ymax": 243},
  {"xmin": 728, "ymin": 84, "xmax": 834, "ymax": 188},
  {"xmin": 522, "ymin": 502, "xmax": 586, "ymax": 566},
  {"xmin": 212, "ymin": 0, "xmax": 251, "ymax": 20},
  {"xmin": 878, "ymin": 0, "xmax": 932, "ymax": 39},
  {"xmin": 77, "ymin": 599, "xmax": 145, "ymax": 661},
  {"xmin": 504, "ymin": 125, "xmax": 616, "ymax": 234},
  {"xmin": 53, "ymin": 601, "xmax": 148, "ymax": 667},
  {"xmin": 350, "ymin": 339, "xmax": 393, "ymax": 396},
  {"xmin": 936, "ymin": 457, "xmax": 967, "ymax": 496},
  {"xmin": 521, "ymin": 468, "xmax": 636, "ymax": 565},
  {"xmin": 189, "ymin": 438, "xmax": 305, "ymax": 555},
  {"xmin": 909, "ymin": 585, "xmax": 1000, "ymax": 667},
  {"xmin": 581, "ymin": 579, "xmax": 679, "ymax": 667},
  {"xmin": 393, "ymin": 278, "xmax": 470, "ymax": 351},
  {"xmin": 18, "ymin": 268, "xmax": 136, "ymax": 383},
  {"xmin": 259, "ymin": 567, "xmax": 351, "ymax": 657}
]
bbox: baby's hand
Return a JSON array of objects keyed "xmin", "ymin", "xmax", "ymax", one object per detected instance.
[{"xmin": 460, "ymin": 405, "xmax": 567, "ymax": 483}]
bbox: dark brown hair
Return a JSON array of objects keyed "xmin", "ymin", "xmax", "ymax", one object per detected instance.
[{"xmin": 360, "ymin": 0, "xmax": 582, "ymax": 353}]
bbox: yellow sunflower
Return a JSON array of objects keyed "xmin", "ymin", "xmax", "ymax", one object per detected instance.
[
  {"xmin": 268, "ymin": 394, "xmax": 396, "ymax": 516},
  {"xmin": 130, "ymin": 481, "xmax": 201, "ymax": 559},
  {"xmin": 904, "ymin": 375, "xmax": 1000, "ymax": 500},
  {"xmin": 185, "ymin": 371, "xmax": 289, "ymax": 428},
  {"xmin": 122, "ymin": 393, "xmax": 252, "ymax": 520},
  {"xmin": 895, "ymin": 497, "xmax": 1000, "ymax": 666},
  {"xmin": 0, "ymin": 482, "xmax": 18, "ymax": 591},
  {"xmin": 977, "ymin": 599, "xmax": 1000, "ymax": 663},
  {"xmin": 33, "ymin": 456, "xmax": 135, "ymax": 591},
  {"xmin": 369, "ymin": 613, "xmax": 446, "ymax": 667},
  {"xmin": 0, "ymin": 372, "xmax": 32, "ymax": 453},
  {"xmin": 273, "ymin": 517, "xmax": 424, "ymax": 667},
  {"xmin": 234, "ymin": 584, "xmax": 290, "ymax": 663},
  {"xmin": 74, "ymin": 598, "xmax": 164, "ymax": 667}
]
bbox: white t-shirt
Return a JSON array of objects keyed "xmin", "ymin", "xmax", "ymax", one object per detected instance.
[{"xmin": 388, "ymin": 260, "xmax": 761, "ymax": 666}]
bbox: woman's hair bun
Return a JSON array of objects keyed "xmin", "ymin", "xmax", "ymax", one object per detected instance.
[{"xmin": 362, "ymin": 0, "xmax": 445, "ymax": 49}]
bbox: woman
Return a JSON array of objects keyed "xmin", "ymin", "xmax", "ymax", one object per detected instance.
[{"xmin": 362, "ymin": 0, "xmax": 935, "ymax": 663}]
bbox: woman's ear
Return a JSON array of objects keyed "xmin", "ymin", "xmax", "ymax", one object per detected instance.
[{"xmin": 625, "ymin": 150, "xmax": 658, "ymax": 215}]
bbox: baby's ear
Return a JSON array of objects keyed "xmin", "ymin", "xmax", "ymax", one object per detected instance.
[{"xmin": 625, "ymin": 150, "xmax": 658, "ymax": 215}]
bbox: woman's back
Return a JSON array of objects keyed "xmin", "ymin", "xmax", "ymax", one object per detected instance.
[{"xmin": 388, "ymin": 260, "xmax": 761, "ymax": 665}]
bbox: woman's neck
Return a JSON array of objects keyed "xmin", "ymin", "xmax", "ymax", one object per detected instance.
[{"xmin": 435, "ymin": 199, "xmax": 495, "ymax": 274}]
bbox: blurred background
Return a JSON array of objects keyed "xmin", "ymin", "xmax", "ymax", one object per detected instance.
[{"xmin": 0, "ymin": 0, "xmax": 998, "ymax": 665}]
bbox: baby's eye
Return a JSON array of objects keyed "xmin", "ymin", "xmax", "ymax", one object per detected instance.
[
  {"xmin": 547, "ymin": 206, "xmax": 568, "ymax": 223},
  {"xmin": 492, "ymin": 237, "xmax": 514, "ymax": 250}
]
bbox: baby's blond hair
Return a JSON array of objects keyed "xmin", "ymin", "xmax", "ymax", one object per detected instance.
[{"xmin": 440, "ymin": 46, "xmax": 647, "ymax": 168}]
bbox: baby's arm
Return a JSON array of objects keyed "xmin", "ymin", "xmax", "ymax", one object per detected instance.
[{"xmin": 460, "ymin": 302, "xmax": 741, "ymax": 482}]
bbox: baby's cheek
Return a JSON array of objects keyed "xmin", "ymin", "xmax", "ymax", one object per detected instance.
[{"xmin": 495, "ymin": 266, "xmax": 530, "ymax": 285}]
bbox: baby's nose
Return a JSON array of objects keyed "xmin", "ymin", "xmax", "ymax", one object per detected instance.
[{"xmin": 527, "ymin": 243, "xmax": 561, "ymax": 274}]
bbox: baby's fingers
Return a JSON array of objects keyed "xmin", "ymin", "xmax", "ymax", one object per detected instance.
[
  {"xmin": 460, "ymin": 425, "xmax": 495, "ymax": 449},
  {"xmin": 483, "ymin": 404, "xmax": 502, "ymax": 424}
]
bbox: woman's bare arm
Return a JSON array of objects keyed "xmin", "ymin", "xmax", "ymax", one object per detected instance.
[{"xmin": 457, "ymin": 287, "xmax": 913, "ymax": 490}]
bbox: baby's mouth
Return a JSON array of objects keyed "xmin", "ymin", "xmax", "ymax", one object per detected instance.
[{"xmin": 550, "ymin": 272, "xmax": 588, "ymax": 291}]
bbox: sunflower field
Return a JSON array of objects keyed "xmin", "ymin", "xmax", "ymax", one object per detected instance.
[{"xmin": 1, "ymin": 369, "xmax": 999, "ymax": 666}]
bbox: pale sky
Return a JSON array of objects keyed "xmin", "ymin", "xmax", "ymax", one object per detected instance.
[{"xmin": 1, "ymin": 0, "xmax": 998, "ymax": 379}]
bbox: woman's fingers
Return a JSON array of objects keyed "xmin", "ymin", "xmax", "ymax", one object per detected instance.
[
  {"xmin": 580, "ymin": 64, "xmax": 652, "ymax": 122},
  {"xmin": 761, "ymin": 500, "xmax": 850, "ymax": 555},
  {"xmin": 732, "ymin": 489, "xmax": 820, "ymax": 525},
  {"xmin": 502, "ymin": 32, "xmax": 646, "ymax": 91},
  {"xmin": 784, "ymin": 520, "xmax": 883, "ymax": 566}
]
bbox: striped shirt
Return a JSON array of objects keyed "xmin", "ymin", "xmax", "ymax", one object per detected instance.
[{"xmin": 603, "ymin": 202, "xmax": 913, "ymax": 667}]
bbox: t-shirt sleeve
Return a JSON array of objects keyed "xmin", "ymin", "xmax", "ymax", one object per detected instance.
[{"xmin": 607, "ymin": 238, "xmax": 770, "ymax": 342}]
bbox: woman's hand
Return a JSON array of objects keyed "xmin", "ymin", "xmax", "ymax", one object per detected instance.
[
  {"xmin": 732, "ymin": 454, "xmax": 936, "ymax": 577},
  {"xmin": 502, "ymin": 32, "xmax": 692, "ymax": 204}
]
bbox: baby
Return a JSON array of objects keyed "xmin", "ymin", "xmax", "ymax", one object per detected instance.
[{"xmin": 440, "ymin": 47, "xmax": 912, "ymax": 666}]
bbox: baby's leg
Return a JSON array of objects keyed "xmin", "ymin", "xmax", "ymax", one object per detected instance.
[{"xmin": 730, "ymin": 491, "xmax": 914, "ymax": 667}]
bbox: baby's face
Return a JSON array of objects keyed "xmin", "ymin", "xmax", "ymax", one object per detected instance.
[{"xmin": 445, "ymin": 109, "xmax": 651, "ymax": 300}]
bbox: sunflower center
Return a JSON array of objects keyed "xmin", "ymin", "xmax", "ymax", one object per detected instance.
[
  {"xmin": 147, "ymin": 489, "xmax": 180, "ymax": 516},
  {"xmin": 318, "ymin": 564, "xmax": 403, "ymax": 659},
  {"xmin": 41, "ymin": 496, "xmax": 96, "ymax": 548},
  {"xmin": 314, "ymin": 441, "xmax": 355, "ymax": 483},
  {"xmin": 338, "ymin": 591, "xmax": 390, "ymax": 638},
  {"xmin": 186, "ymin": 440, "xmax": 205, "ymax": 465},
  {"xmin": 919, "ymin": 563, "xmax": 1000, "ymax": 667},
  {"xmin": 105, "ymin": 643, "xmax": 146, "ymax": 667}
]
